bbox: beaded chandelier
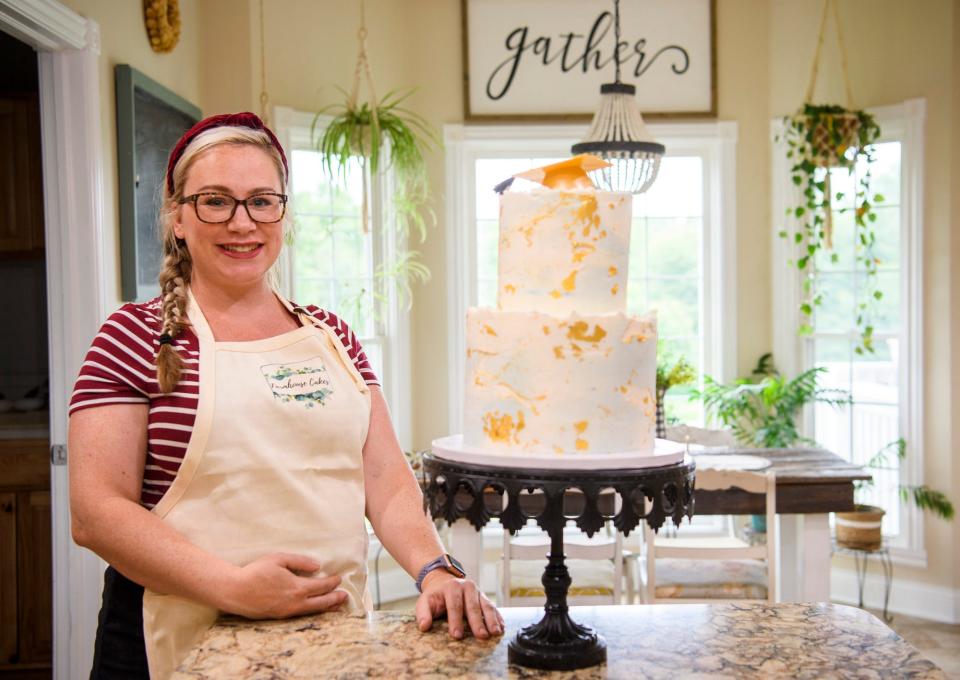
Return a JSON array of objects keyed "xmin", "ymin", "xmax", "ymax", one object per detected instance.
[{"xmin": 571, "ymin": 0, "xmax": 665, "ymax": 194}]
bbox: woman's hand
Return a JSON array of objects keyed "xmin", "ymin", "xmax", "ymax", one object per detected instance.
[
  {"xmin": 414, "ymin": 572, "xmax": 504, "ymax": 640},
  {"xmin": 221, "ymin": 553, "xmax": 348, "ymax": 619}
]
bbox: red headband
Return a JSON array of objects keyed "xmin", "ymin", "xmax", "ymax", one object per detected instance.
[{"xmin": 165, "ymin": 112, "xmax": 289, "ymax": 195}]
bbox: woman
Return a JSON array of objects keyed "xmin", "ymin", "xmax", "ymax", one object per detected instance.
[{"xmin": 69, "ymin": 112, "xmax": 502, "ymax": 679}]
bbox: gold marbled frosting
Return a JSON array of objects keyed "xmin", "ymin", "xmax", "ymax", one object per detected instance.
[{"xmin": 464, "ymin": 188, "xmax": 658, "ymax": 455}]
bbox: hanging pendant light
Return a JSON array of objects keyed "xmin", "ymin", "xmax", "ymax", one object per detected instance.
[{"xmin": 571, "ymin": 0, "xmax": 665, "ymax": 194}]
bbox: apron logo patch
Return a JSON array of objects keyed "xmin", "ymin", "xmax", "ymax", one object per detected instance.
[{"xmin": 261, "ymin": 357, "xmax": 334, "ymax": 408}]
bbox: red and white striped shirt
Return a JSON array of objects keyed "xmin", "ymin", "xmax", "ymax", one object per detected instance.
[{"xmin": 69, "ymin": 296, "xmax": 379, "ymax": 509}]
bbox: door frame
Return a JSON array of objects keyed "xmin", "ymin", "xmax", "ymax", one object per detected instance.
[{"xmin": 0, "ymin": 1, "xmax": 106, "ymax": 677}]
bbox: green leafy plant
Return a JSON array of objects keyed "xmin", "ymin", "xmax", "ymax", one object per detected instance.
[
  {"xmin": 779, "ymin": 103, "xmax": 883, "ymax": 354},
  {"xmin": 655, "ymin": 348, "xmax": 697, "ymax": 435},
  {"xmin": 858, "ymin": 439, "xmax": 954, "ymax": 520},
  {"xmin": 313, "ymin": 87, "xmax": 438, "ymax": 244},
  {"xmin": 337, "ymin": 250, "xmax": 431, "ymax": 321},
  {"xmin": 656, "ymin": 352, "xmax": 697, "ymax": 396},
  {"xmin": 695, "ymin": 358, "xmax": 850, "ymax": 449}
]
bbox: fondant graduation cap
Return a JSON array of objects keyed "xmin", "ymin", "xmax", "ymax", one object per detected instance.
[{"xmin": 493, "ymin": 154, "xmax": 609, "ymax": 193}]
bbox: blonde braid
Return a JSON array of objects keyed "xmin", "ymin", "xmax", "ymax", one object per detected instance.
[{"xmin": 156, "ymin": 243, "xmax": 192, "ymax": 393}]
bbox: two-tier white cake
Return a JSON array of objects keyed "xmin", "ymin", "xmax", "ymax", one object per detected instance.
[{"xmin": 461, "ymin": 180, "xmax": 658, "ymax": 457}]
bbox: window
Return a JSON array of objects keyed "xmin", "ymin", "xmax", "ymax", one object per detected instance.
[
  {"xmin": 772, "ymin": 100, "xmax": 926, "ymax": 561},
  {"xmin": 445, "ymin": 122, "xmax": 737, "ymax": 435},
  {"xmin": 274, "ymin": 107, "xmax": 411, "ymax": 448}
]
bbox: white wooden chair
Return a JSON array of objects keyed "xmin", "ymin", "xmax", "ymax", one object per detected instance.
[
  {"xmin": 642, "ymin": 468, "xmax": 777, "ymax": 603},
  {"xmin": 497, "ymin": 523, "xmax": 633, "ymax": 606}
]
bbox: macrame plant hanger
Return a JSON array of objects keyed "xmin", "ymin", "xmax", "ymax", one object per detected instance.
[
  {"xmin": 348, "ymin": 0, "xmax": 378, "ymax": 233},
  {"xmin": 805, "ymin": 0, "xmax": 856, "ymax": 249},
  {"xmin": 259, "ymin": 0, "xmax": 270, "ymax": 125}
]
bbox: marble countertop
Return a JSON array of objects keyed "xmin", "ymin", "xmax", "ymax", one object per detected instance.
[{"xmin": 173, "ymin": 602, "xmax": 944, "ymax": 679}]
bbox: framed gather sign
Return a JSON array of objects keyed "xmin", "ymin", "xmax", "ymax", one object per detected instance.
[{"xmin": 463, "ymin": 0, "xmax": 716, "ymax": 120}]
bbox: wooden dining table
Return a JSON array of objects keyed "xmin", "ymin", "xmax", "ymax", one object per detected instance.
[{"xmin": 444, "ymin": 446, "xmax": 871, "ymax": 603}]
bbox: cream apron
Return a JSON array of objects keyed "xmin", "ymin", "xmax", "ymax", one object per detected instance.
[{"xmin": 142, "ymin": 289, "xmax": 373, "ymax": 679}]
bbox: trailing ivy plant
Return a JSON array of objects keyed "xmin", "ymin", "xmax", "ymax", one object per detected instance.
[{"xmin": 779, "ymin": 103, "xmax": 883, "ymax": 354}]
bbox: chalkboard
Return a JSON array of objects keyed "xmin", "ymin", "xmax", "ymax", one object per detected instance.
[{"xmin": 115, "ymin": 64, "xmax": 201, "ymax": 302}]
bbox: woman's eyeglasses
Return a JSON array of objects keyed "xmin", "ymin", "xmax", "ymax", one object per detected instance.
[{"xmin": 180, "ymin": 192, "xmax": 288, "ymax": 224}]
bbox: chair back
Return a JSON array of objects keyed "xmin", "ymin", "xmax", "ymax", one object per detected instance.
[
  {"xmin": 643, "ymin": 467, "xmax": 777, "ymax": 603},
  {"xmin": 499, "ymin": 524, "xmax": 627, "ymax": 606}
]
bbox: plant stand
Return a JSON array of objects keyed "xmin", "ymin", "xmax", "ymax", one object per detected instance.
[
  {"xmin": 831, "ymin": 540, "xmax": 893, "ymax": 622},
  {"xmin": 422, "ymin": 452, "xmax": 696, "ymax": 670}
]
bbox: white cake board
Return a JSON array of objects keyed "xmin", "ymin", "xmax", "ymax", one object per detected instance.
[{"xmin": 431, "ymin": 434, "xmax": 686, "ymax": 470}]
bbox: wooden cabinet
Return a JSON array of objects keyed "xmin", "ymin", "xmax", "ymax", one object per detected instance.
[
  {"xmin": 0, "ymin": 96, "xmax": 45, "ymax": 255},
  {"xmin": 0, "ymin": 439, "xmax": 52, "ymax": 676}
]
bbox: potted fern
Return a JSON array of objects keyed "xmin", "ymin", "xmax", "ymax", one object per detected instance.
[{"xmin": 695, "ymin": 355, "xmax": 850, "ymax": 449}]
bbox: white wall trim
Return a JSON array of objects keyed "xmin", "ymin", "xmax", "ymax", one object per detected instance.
[
  {"xmin": 443, "ymin": 121, "xmax": 739, "ymax": 433},
  {"xmin": 3, "ymin": 2, "xmax": 109, "ymax": 677},
  {"xmin": 831, "ymin": 566, "xmax": 958, "ymax": 625},
  {"xmin": 0, "ymin": 0, "xmax": 87, "ymax": 50}
]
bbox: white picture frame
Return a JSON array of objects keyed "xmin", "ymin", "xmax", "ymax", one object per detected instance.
[{"xmin": 463, "ymin": 0, "xmax": 716, "ymax": 120}]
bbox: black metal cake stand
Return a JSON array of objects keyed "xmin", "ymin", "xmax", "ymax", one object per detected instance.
[{"xmin": 421, "ymin": 452, "xmax": 696, "ymax": 671}]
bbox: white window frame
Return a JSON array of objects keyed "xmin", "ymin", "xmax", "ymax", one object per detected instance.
[
  {"xmin": 444, "ymin": 121, "xmax": 738, "ymax": 435},
  {"xmin": 771, "ymin": 98, "xmax": 926, "ymax": 565},
  {"xmin": 273, "ymin": 106, "xmax": 412, "ymax": 449}
]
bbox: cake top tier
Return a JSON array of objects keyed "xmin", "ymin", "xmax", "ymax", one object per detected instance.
[{"xmin": 498, "ymin": 189, "xmax": 632, "ymax": 316}]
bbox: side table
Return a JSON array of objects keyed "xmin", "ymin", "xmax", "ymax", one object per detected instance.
[{"xmin": 831, "ymin": 540, "xmax": 893, "ymax": 622}]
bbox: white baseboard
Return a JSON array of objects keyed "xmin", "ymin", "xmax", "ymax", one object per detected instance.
[{"xmin": 831, "ymin": 566, "xmax": 960, "ymax": 624}]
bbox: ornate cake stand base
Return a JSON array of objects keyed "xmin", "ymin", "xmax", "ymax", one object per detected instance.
[
  {"xmin": 422, "ymin": 451, "xmax": 696, "ymax": 671},
  {"xmin": 506, "ymin": 531, "xmax": 608, "ymax": 670}
]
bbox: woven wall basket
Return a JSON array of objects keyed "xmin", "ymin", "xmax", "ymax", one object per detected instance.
[{"xmin": 835, "ymin": 505, "xmax": 885, "ymax": 550}]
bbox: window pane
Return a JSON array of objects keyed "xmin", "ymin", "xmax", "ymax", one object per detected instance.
[
  {"xmin": 871, "ymin": 205, "xmax": 900, "ymax": 271},
  {"xmin": 648, "ymin": 278, "xmax": 699, "ymax": 337},
  {"xmin": 645, "ymin": 217, "xmax": 700, "ymax": 276},
  {"xmin": 635, "ymin": 157, "xmax": 703, "ymax": 217},
  {"xmin": 813, "ymin": 272, "xmax": 856, "ymax": 333},
  {"xmin": 814, "ymin": 210, "xmax": 855, "ymax": 272},
  {"xmin": 866, "ymin": 142, "xmax": 901, "ymax": 206},
  {"xmin": 290, "ymin": 148, "xmax": 376, "ymax": 336}
]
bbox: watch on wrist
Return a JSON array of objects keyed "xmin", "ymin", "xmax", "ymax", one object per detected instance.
[{"xmin": 415, "ymin": 553, "xmax": 466, "ymax": 592}]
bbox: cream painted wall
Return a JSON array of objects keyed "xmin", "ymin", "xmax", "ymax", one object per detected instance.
[{"xmin": 59, "ymin": 0, "xmax": 203, "ymax": 309}]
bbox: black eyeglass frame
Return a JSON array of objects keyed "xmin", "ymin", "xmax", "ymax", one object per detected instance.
[{"xmin": 179, "ymin": 191, "xmax": 289, "ymax": 224}]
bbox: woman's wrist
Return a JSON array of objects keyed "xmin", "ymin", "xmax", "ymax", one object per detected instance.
[
  {"xmin": 209, "ymin": 563, "xmax": 245, "ymax": 612},
  {"xmin": 419, "ymin": 568, "xmax": 458, "ymax": 593}
]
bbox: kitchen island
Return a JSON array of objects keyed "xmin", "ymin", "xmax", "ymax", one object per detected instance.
[{"xmin": 173, "ymin": 602, "xmax": 944, "ymax": 678}]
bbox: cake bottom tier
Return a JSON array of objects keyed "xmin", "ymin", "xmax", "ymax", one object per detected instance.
[{"xmin": 463, "ymin": 308, "xmax": 657, "ymax": 455}]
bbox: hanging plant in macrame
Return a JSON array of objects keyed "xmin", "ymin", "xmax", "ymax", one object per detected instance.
[
  {"xmin": 778, "ymin": 0, "xmax": 883, "ymax": 354},
  {"xmin": 312, "ymin": 0, "xmax": 435, "ymax": 306}
]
